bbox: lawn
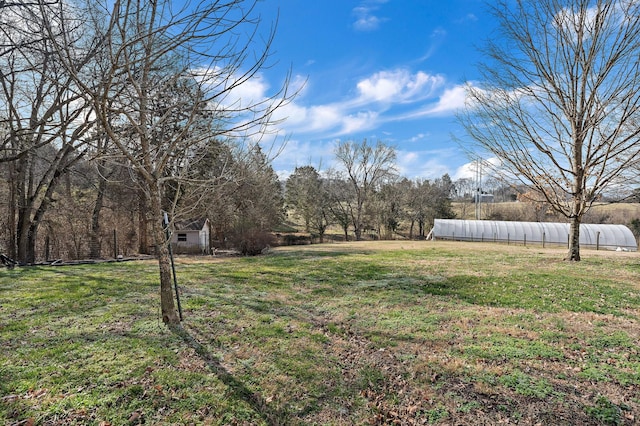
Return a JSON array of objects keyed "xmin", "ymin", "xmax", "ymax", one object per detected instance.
[{"xmin": 1, "ymin": 241, "xmax": 639, "ymax": 425}]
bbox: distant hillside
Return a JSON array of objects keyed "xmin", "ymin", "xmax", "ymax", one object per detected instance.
[{"xmin": 452, "ymin": 201, "xmax": 640, "ymax": 225}]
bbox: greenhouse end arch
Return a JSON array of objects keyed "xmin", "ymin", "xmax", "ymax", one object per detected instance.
[{"xmin": 430, "ymin": 219, "xmax": 637, "ymax": 251}]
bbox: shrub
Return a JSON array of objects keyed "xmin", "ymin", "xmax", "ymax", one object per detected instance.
[
  {"xmin": 230, "ymin": 230, "xmax": 276, "ymax": 255},
  {"xmin": 281, "ymin": 234, "xmax": 311, "ymax": 246}
]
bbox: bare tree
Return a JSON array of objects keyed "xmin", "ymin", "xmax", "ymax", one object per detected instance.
[
  {"xmin": 461, "ymin": 0, "xmax": 640, "ymax": 260},
  {"xmin": 325, "ymin": 171, "xmax": 353, "ymax": 241},
  {"xmin": 453, "ymin": 177, "xmax": 476, "ymax": 219},
  {"xmin": 333, "ymin": 139, "xmax": 397, "ymax": 240},
  {"xmin": 369, "ymin": 181, "xmax": 402, "ymax": 240},
  {"xmin": 403, "ymin": 176, "xmax": 456, "ymax": 239},
  {"xmin": 48, "ymin": 0, "xmax": 292, "ymax": 323},
  {"xmin": 1, "ymin": 1, "xmax": 94, "ymax": 262}
]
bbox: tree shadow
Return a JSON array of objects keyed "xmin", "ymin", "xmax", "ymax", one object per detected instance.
[{"xmin": 168, "ymin": 323, "xmax": 294, "ymax": 426}]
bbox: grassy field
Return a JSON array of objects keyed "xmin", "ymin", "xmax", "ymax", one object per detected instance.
[{"xmin": 2, "ymin": 241, "xmax": 640, "ymax": 425}]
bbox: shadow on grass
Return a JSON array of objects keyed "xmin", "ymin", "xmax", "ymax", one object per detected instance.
[{"xmin": 168, "ymin": 324, "xmax": 293, "ymax": 426}]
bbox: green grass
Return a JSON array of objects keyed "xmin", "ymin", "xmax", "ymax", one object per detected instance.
[{"xmin": 1, "ymin": 241, "xmax": 640, "ymax": 424}]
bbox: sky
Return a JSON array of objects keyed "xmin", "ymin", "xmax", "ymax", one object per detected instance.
[{"xmin": 251, "ymin": 0, "xmax": 497, "ymax": 181}]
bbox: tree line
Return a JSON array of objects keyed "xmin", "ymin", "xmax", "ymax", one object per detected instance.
[
  {"xmin": 0, "ymin": 132, "xmax": 459, "ymax": 262},
  {"xmin": 285, "ymin": 140, "xmax": 456, "ymax": 243}
]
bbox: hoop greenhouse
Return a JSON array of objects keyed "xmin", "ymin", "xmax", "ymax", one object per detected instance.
[{"xmin": 430, "ymin": 219, "xmax": 637, "ymax": 251}]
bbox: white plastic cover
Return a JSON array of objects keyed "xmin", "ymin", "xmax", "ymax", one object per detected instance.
[{"xmin": 432, "ymin": 219, "xmax": 637, "ymax": 251}]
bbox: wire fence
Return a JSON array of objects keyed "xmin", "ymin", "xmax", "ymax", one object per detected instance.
[{"xmin": 433, "ymin": 231, "xmax": 638, "ymax": 252}]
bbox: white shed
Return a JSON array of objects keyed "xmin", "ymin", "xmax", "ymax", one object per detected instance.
[
  {"xmin": 431, "ymin": 219, "xmax": 637, "ymax": 251},
  {"xmin": 171, "ymin": 219, "xmax": 210, "ymax": 254}
]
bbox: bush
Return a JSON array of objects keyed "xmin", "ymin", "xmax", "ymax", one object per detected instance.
[
  {"xmin": 231, "ymin": 230, "xmax": 276, "ymax": 256},
  {"xmin": 281, "ymin": 234, "xmax": 311, "ymax": 246}
]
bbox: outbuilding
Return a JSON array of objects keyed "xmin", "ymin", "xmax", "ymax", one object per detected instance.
[
  {"xmin": 171, "ymin": 218, "xmax": 210, "ymax": 254},
  {"xmin": 430, "ymin": 219, "xmax": 637, "ymax": 251}
]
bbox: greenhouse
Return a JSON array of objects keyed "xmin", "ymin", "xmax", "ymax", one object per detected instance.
[{"xmin": 430, "ymin": 219, "xmax": 638, "ymax": 251}]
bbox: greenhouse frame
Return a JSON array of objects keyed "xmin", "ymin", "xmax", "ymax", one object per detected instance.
[{"xmin": 430, "ymin": 219, "xmax": 638, "ymax": 251}]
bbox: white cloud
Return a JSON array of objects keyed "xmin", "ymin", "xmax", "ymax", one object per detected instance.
[
  {"xmin": 396, "ymin": 83, "xmax": 471, "ymax": 121},
  {"xmin": 229, "ymin": 75, "xmax": 270, "ymax": 108},
  {"xmin": 395, "ymin": 146, "xmax": 464, "ymax": 180},
  {"xmin": 357, "ymin": 73, "xmax": 403, "ymax": 101},
  {"xmin": 398, "ymin": 154, "xmax": 452, "ymax": 180},
  {"xmin": 418, "ymin": 28, "xmax": 448, "ymax": 62},
  {"xmin": 453, "ymin": 157, "xmax": 501, "ymax": 181},
  {"xmin": 408, "ymin": 133, "xmax": 428, "ymax": 143},
  {"xmin": 453, "ymin": 162, "xmax": 477, "ymax": 180},
  {"xmin": 196, "ymin": 66, "xmax": 272, "ymax": 110},
  {"xmin": 454, "ymin": 13, "xmax": 478, "ymax": 24},
  {"xmin": 271, "ymin": 68, "xmax": 448, "ymax": 138},
  {"xmin": 426, "ymin": 85, "xmax": 468, "ymax": 114},
  {"xmin": 356, "ymin": 70, "xmax": 445, "ymax": 104},
  {"xmin": 352, "ymin": 1, "xmax": 389, "ymax": 32},
  {"xmin": 339, "ymin": 111, "xmax": 379, "ymax": 135},
  {"xmin": 353, "ymin": 12, "xmax": 382, "ymax": 32},
  {"xmin": 271, "ymin": 138, "xmax": 337, "ymax": 178},
  {"xmin": 308, "ymin": 105, "xmax": 343, "ymax": 132}
]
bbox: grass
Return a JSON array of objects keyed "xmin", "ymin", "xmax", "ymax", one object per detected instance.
[{"xmin": 1, "ymin": 241, "xmax": 639, "ymax": 425}]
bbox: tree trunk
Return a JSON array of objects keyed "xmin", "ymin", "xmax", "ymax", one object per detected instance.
[
  {"xmin": 16, "ymin": 218, "xmax": 39, "ymax": 264},
  {"xmin": 26, "ymin": 223, "xmax": 39, "ymax": 264},
  {"xmin": 567, "ymin": 215, "xmax": 581, "ymax": 261},
  {"xmin": 14, "ymin": 144, "xmax": 79, "ymax": 263},
  {"xmin": 16, "ymin": 206, "xmax": 32, "ymax": 263},
  {"xmin": 139, "ymin": 194, "xmax": 149, "ymax": 254},
  {"xmin": 7, "ymin": 163, "xmax": 17, "ymax": 259},
  {"xmin": 15, "ymin": 155, "xmax": 32, "ymax": 263},
  {"xmin": 567, "ymin": 164, "xmax": 584, "ymax": 261},
  {"xmin": 149, "ymin": 184, "xmax": 180, "ymax": 324},
  {"xmin": 89, "ymin": 176, "xmax": 107, "ymax": 258},
  {"xmin": 354, "ymin": 212, "xmax": 363, "ymax": 241},
  {"xmin": 25, "ymin": 164, "xmax": 69, "ymax": 263}
]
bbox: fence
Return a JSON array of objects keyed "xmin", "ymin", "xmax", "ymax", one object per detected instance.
[{"xmin": 431, "ymin": 219, "xmax": 638, "ymax": 252}]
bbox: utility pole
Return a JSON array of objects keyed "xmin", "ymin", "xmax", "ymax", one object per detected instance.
[{"xmin": 475, "ymin": 159, "xmax": 482, "ymax": 220}]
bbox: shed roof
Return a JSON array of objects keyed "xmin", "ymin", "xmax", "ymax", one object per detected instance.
[
  {"xmin": 174, "ymin": 218, "xmax": 208, "ymax": 231},
  {"xmin": 432, "ymin": 219, "xmax": 637, "ymax": 251}
]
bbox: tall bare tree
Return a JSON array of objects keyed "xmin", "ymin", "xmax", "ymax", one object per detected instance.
[
  {"xmin": 48, "ymin": 0, "xmax": 292, "ymax": 323},
  {"xmin": 461, "ymin": 0, "xmax": 640, "ymax": 261},
  {"xmin": 325, "ymin": 171, "xmax": 353, "ymax": 241},
  {"xmin": 1, "ymin": 1, "xmax": 94, "ymax": 262},
  {"xmin": 333, "ymin": 139, "xmax": 397, "ymax": 240}
]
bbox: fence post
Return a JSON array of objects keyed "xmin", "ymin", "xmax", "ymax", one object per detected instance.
[
  {"xmin": 508, "ymin": 233, "xmax": 510, "ymax": 245},
  {"xmin": 596, "ymin": 231, "xmax": 600, "ymax": 251},
  {"xmin": 113, "ymin": 229, "xmax": 118, "ymax": 258},
  {"xmin": 542, "ymin": 232, "xmax": 546, "ymax": 248},
  {"xmin": 524, "ymin": 233, "xmax": 527, "ymax": 247}
]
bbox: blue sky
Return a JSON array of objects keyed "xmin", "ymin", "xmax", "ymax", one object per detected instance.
[{"xmin": 251, "ymin": 0, "xmax": 496, "ymax": 181}]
